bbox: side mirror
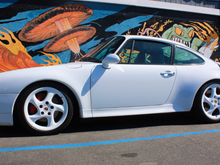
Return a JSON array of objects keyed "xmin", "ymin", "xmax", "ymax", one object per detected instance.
[{"xmin": 102, "ymin": 54, "xmax": 120, "ymax": 69}]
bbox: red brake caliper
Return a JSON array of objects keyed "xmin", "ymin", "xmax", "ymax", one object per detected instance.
[{"xmin": 28, "ymin": 93, "xmax": 43, "ymax": 115}]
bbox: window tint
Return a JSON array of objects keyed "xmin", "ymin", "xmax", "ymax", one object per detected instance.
[
  {"xmin": 174, "ymin": 47, "xmax": 204, "ymax": 65},
  {"xmin": 81, "ymin": 36, "xmax": 125, "ymax": 62},
  {"xmin": 118, "ymin": 41, "xmax": 133, "ymax": 64},
  {"xmin": 118, "ymin": 40, "xmax": 171, "ymax": 64}
]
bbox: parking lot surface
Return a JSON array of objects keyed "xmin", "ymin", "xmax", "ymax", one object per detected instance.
[{"xmin": 1, "ymin": 112, "xmax": 220, "ymax": 165}]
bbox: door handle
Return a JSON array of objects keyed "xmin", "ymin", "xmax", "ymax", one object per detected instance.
[{"xmin": 160, "ymin": 71, "xmax": 175, "ymax": 76}]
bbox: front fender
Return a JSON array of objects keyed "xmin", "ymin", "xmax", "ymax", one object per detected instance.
[{"xmin": 0, "ymin": 63, "xmax": 96, "ymax": 118}]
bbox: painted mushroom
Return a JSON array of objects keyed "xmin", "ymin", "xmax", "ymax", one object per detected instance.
[
  {"xmin": 43, "ymin": 26, "xmax": 96, "ymax": 60},
  {"xmin": 18, "ymin": 4, "xmax": 93, "ymax": 42}
]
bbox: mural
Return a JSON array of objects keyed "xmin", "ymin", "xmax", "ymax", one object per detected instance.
[
  {"xmin": 135, "ymin": 20, "xmax": 219, "ymax": 59},
  {"xmin": 0, "ymin": 0, "xmax": 219, "ymax": 73}
]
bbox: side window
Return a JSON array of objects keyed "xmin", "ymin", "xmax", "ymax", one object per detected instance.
[
  {"xmin": 118, "ymin": 40, "xmax": 171, "ymax": 64},
  {"xmin": 118, "ymin": 41, "xmax": 133, "ymax": 64},
  {"xmin": 92, "ymin": 37, "xmax": 125, "ymax": 60},
  {"xmin": 174, "ymin": 47, "xmax": 204, "ymax": 65}
]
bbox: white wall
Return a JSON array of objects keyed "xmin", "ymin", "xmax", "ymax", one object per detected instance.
[{"xmin": 77, "ymin": 0, "xmax": 220, "ymax": 16}]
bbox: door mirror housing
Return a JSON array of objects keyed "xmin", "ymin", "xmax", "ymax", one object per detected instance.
[{"xmin": 102, "ymin": 54, "xmax": 120, "ymax": 69}]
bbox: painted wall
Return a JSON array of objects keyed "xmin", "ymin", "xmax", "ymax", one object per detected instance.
[{"xmin": 0, "ymin": 0, "xmax": 219, "ymax": 73}]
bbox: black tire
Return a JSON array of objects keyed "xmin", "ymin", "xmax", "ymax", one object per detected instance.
[
  {"xmin": 16, "ymin": 82, "xmax": 73, "ymax": 135},
  {"xmin": 193, "ymin": 81, "xmax": 220, "ymax": 122}
]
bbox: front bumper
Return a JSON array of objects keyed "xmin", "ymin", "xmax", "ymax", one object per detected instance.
[{"xmin": 0, "ymin": 94, "xmax": 18, "ymax": 125}]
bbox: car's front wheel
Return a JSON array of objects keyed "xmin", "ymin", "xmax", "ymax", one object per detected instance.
[
  {"xmin": 194, "ymin": 82, "xmax": 220, "ymax": 122},
  {"xmin": 17, "ymin": 82, "xmax": 73, "ymax": 135}
]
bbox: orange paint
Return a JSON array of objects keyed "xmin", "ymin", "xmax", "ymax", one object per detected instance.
[
  {"xmin": 54, "ymin": 16, "xmax": 81, "ymax": 54},
  {"xmin": 0, "ymin": 27, "xmax": 63, "ymax": 73},
  {"xmin": 0, "ymin": 45, "xmax": 44, "ymax": 72},
  {"xmin": 0, "ymin": 27, "xmax": 28, "ymax": 56},
  {"xmin": 8, "ymin": 54, "xmax": 22, "ymax": 69},
  {"xmin": 0, "ymin": 48, "xmax": 10, "ymax": 71},
  {"xmin": 55, "ymin": 18, "xmax": 72, "ymax": 33},
  {"xmin": 22, "ymin": 53, "xmax": 42, "ymax": 68},
  {"xmin": 15, "ymin": 52, "xmax": 29, "ymax": 68},
  {"xmin": 67, "ymin": 37, "xmax": 80, "ymax": 54},
  {"xmin": 40, "ymin": 52, "xmax": 62, "ymax": 65},
  {"xmin": 0, "ymin": 49, "xmax": 14, "ymax": 70},
  {"xmin": 2, "ymin": 50, "xmax": 16, "ymax": 70},
  {"xmin": 19, "ymin": 4, "xmax": 93, "ymax": 42},
  {"xmin": 44, "ymin": 26, "xmax": 96, "ymax": 53}
]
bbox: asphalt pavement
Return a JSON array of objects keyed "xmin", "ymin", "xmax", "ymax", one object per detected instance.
[{"xmin": 1, "ymin": 112, "xmax": 220, "ymax": 165}]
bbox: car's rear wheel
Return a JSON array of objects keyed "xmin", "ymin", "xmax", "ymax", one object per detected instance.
[
  {"xmin": 17, "ymin": 82, "xmax": 73, "ymax": 135},
  {"xmin": 194, "ymin": 82, "xmax": 220, "ymax": 122}
]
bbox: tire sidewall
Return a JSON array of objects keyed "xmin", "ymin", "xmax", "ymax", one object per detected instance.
[
  {"xmin": 17, "ymin": 82, "xmax": 74, "ymax": 135},
  {"xmin": 194, "ymin": 81, "xmax": 220, "ymax": 122}
]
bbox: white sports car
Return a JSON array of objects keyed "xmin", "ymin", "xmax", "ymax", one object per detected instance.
[{"xmin": 0, "ymin": 35, "xmax": 220, "ymax": 135}]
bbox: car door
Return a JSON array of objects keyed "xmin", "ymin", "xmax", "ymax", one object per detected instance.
[{"xmin": 91, "ymin": 40, "xmax": 176, "ymax": 109}]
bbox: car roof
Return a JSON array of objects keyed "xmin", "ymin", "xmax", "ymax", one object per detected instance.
[
  {"xmin": 119, "ymin": 35, "xmax": 205, "ymax": 56},
  {"xmin": 120, "ymin": 35, "xmax": 189, "ymax": 48}
]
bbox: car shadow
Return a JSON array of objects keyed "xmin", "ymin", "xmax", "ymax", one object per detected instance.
[
  {"xmin": 64, "ymin": 112, "xmax": 204, "ymax": 133},
  {"xmin": 0, "ymin": 112, "xmax": 209, "ymax": 137}
]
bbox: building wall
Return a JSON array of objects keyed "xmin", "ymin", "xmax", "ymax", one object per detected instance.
[
  {"xmin": 154, "ymin": 0, "xmax": 219, "ymax": 9},
  {"xmin": 0, "ymin": 0, "xmax": 219, "ymax": 73}
]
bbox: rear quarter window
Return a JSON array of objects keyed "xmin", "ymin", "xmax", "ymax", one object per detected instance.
[{"xmin": 174, "ymin": 47, "xmax": 204, "ymax": 65}]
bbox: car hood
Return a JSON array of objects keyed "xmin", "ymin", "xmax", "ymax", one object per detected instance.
[
  {"xmin": 65, "ymin": 61, "xmax": 100, "ymax": 69},
  {"xmin": 0, "ymin": 61, "xmax": 99, "ymax": 94}
]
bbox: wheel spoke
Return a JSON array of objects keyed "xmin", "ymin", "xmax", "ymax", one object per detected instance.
[
  {"xmin": 210, "ymin": 86, "xmax": 220, "ymax": 99},
  {"xmin": 47, "ymin": 115, "xmax": 56, "ymax": 127},
  {"xmin": 29, "ymin": 94, "xmax": 41, "ymax": 109},
  {"xmin": 22, "ymin": 86, "xmax": 72, "ymax": 134},
  {"xmin": 28, "ymin": 113, "xmax": 43, "ymax": 123},
  {"xmin": 52, "ymin": 103, "xmax": 65, "ymax": 113},
  {"xmin": 206, "ymin": 106, "xmax": 216, "ymax": 115},
  {"xmin": 210, "ymin": 87, "xmax": 216, "ymax": 98},
  {"xmin": 199, "ymin": 83, "xmax": 220, "ymax": 120},
  {"xmin": 203, "ymin": 94, "xmax": 216, "ymax": 116},
  {"xmin": 203, "ymin": 95, "xmax": 212, "ymax": 106},
  {"xmin": 44, "ymin": 91, "xmax": 55, "ymax": 103}
]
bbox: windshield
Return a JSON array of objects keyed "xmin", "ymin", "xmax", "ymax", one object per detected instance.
[{"xmin": 79, "ymin": 36, "xmax": 125, "ymax": 62}]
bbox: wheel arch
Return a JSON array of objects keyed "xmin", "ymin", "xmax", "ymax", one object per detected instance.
[
  {"xmin": 191, "ymin": 78, "xmax": 220, "ymax": 111},
  {"xmin": 13, "ymin": 80, "xmax": 81, "ymax": 124}
]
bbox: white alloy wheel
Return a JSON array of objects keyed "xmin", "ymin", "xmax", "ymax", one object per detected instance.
[
  {"xmin": 17, "ymin": 83, "xmax": 73, "ymax": 135},
  {"xmin": 200, "ymin": 83, "xmax": 220, "ymax": 121}
]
